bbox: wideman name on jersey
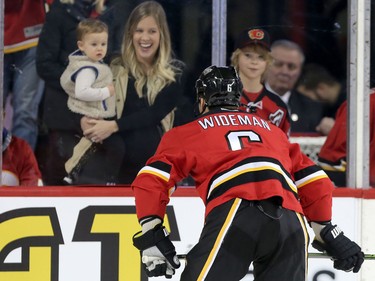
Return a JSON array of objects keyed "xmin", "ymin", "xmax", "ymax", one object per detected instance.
[{"xmin": 198, "ymin": 112, "xmax": 271, "ymax": 131}]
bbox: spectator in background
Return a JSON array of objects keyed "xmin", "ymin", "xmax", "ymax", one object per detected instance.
[
  {"xmin": 81, "ymin": 1, "xmax": 187, "ymax": 184},
  {"xmin": 2, "ymin": 127, "xmax": 43, "ymax": 186},
  {"xmin": 97, "ymin": 0, "xmax": 146, "ymax": 61},
  {"xmin": 35, "ymin": 0, "xmax": 108, "ymax": 185},
  {"xmin": 231, "ymin": 30, "xmax": 319, "ymax": 178},
  {"xmin": 60, "ymin": 18, "xmax": 124, "ymax": 185},
  {"xmin": 317, "ymin": 90, "xmax": 375, "ymax": 187},
  {"xmin": 265, "ymin": 40, "xmax": 324, "ymax": 134},
  {"xmin": 296, "ymin": 63, "xmax": 347, "ymax": 135},
  {"xmin": 231, "ymin": 27, "xmax": 291, "ymax": 135},
  {"xmin": 60, "ymin": 19, "xmax": 122, "ymax": 184},
  {"xmin": 3, "ymin": 0, "xmax": 46, "ymax": 150}
]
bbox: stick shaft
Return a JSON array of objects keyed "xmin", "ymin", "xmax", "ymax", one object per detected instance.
[
  {"xmin": 308, "ymin": 252, "xmax": 375, "ymax": 260},
  {"xmin": 178, "ymin": 253, "xmax": 375, "ymax": 260}
]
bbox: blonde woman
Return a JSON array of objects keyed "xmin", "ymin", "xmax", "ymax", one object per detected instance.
[
  {"xmin": 231, "ymin": 28, "xmax": 291, "ymax": 135},
  {"xmin": 82, "ymin": 1, "xmax": 187, "ymax": 183}
]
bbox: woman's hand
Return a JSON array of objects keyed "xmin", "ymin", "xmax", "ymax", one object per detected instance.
[{"xmin": 83, "ymin": 119, "xmax": 119, "ymax": 143}]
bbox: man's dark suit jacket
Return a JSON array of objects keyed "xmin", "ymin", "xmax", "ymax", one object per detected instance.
[{"xmin": 288, "ymin": 90, "xmax": 324, "ymax": 133}]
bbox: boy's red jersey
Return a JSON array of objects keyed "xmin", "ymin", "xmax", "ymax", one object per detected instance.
[{"xmin": 239, "ymin": 87, "xmax": 291, "ymax": 135}]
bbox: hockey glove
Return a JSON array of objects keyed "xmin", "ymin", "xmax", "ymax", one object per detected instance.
[
  {"xmin": 312, "ymin": 223, "xmax": 364, "ymax": 273},
  {"xmin": 133, "ymin": 224, "xmax": 180, "ymax": 278}
]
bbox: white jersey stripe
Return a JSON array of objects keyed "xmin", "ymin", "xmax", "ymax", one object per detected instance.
[
  {"xmin": 208, "ymin": 161, "xmax": 297, "ymax": 199},
  {"xmin": 137, "ymin": 166, "xmax": 170, "ymax": 182},
  {"xmin": 295, "ymin": 170, "xmax": 328, "ymax": 188}
]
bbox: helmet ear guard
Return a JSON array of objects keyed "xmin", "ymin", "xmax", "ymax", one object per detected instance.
[
  {"xmin": 195, "ymin": 79, "xmax": 206, "ymax": 98},
  {"xmin": 194, "ymin": 83, "xmax": 208, "ymax": 116}
]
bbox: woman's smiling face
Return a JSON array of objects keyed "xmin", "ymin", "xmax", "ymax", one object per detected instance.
[{"xmin": 133, "ymin": 16, "xmax": 161, "ymax": 67}]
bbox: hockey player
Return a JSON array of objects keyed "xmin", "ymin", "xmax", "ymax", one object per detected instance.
[{"xmin": 131, "ymin": 66, "xmax": 364, "ymax": 280}]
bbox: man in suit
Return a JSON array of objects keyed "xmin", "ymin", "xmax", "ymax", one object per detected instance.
[{"xmin": 265, "ymin": 39, "xmax": 324, "ymax": 134}]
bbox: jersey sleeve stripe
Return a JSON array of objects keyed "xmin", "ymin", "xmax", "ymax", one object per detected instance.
[
  {"xmin": 149, "ymin": 161, "xmax": 172, "ymax": 173},
  {"xmin": 294, "ymin": 165, "xmax": 322, "ymax": 181},
  {"xmin": 137, "ymin": 165, "xmax": 170, "ymax": 182},
  {"xmin": 294, "ymin": 170, "xmax": 329, "ymax": 188}
]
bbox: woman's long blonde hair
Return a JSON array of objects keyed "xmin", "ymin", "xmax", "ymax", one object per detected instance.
[{"xmin": 118, "ymin": 1, "xmax": 181, "ymax": 104}]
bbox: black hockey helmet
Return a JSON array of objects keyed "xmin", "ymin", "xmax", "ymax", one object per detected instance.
[{"xmin": 195, "ymin": 65, "xmax": 242, "ymax": 108}]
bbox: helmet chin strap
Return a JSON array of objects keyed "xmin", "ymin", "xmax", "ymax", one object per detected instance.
[
  {"xmin": 200, "ymin": 103, "xmax": 208, "ymax": 114},
  {"xmin": 194, "ymin": 98, "xmax": 208, "ymax": 117}
]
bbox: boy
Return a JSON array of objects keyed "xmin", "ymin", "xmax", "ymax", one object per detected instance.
[
  {"xmin": 60, "ymin": 18, "xmax": 121, "ymax": 184},
  {"xmin": 231, "ymin": 28, "xmax": 291, "ymax": 135}
]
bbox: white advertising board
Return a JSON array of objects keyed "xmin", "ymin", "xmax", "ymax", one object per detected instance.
[{"xmin": 0, "ymin": 191, "xmax": 371, "ymax": 281}]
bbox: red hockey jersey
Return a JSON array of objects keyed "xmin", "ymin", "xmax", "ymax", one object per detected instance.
[
  {"xmin": 239, "ymin": 87, "xmax": 291, "ymax": 135},
  {"xmin": 132, "ymin": 109, "xmax": 333, "ymax": 223},
  {"xmin": 318, "ymin": 92, "xmax": 375, "ymax": 186},
  {"xmin": 4, "ymin": 0, "xmax": 45, "ymax": 53},
  {"xmin": 2, "ymin": 135, "xmax": 43, "ymax": 186}
]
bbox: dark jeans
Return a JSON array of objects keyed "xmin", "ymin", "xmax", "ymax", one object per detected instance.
[
  {"xmin": 36, "ymin": 130, "xmax": 126, "ymax": 186},
  {"xmin": 36, "ymin": 130, "xmax": 79, "ymax": 185},
  {"xmin": 72, "ymin": 134, "xmax": 126, "ymax": 185}
]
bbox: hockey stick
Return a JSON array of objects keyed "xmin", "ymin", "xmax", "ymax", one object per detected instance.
[
  {"xmin": 177, "ymin": 253, "xmax": 375, "ymax": 260},
  {"xmin": 308, "ymin": 252, "xmax": 375, "ymax": 260}
]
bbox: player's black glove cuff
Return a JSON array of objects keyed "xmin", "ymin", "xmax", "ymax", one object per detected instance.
[
  {"xmin": 312, "ymin": 224, "xmax": 364, "ymax": 273},
  {"xmin": 133, "ymin": 224, "xmax": 180, "ymax": 278}
]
